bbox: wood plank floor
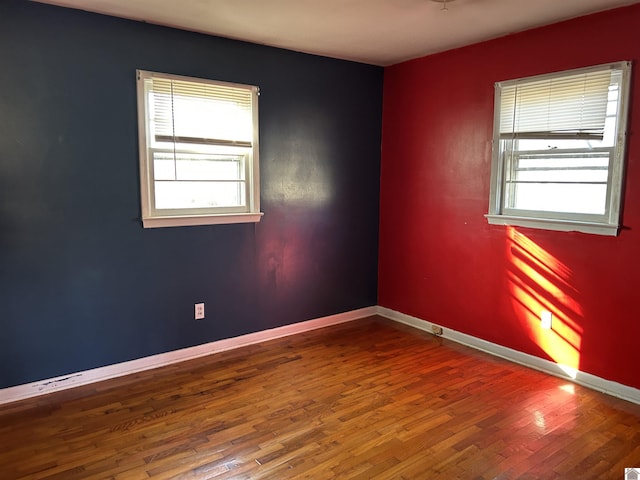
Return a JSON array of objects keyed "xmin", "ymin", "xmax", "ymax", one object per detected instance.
[{"xmin": 1, "ymin": 316, "xmax": 639, "ymax": 479}]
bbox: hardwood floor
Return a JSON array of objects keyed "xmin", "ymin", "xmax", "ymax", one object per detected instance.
[{"xmin": 1, "ymin": 316, "xmax": 639, "ymax": 479}]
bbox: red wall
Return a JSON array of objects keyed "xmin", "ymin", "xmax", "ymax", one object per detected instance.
[{"xmin": 379, "ymin": 4, "xmax": 640, "ymax": 389}]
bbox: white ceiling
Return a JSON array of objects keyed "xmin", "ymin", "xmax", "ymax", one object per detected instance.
[{"xmin": 34, "ymin": 0, "xmax": 640, "ymax": 66}]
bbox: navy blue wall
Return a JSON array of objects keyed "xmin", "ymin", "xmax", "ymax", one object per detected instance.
[{"xmin": 0, "ymin": 1, "xmax": 382, "ymax": 388}]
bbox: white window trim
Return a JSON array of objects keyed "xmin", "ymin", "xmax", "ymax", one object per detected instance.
[
  {"xmin": 485, "ymin": 214, "xmax": 619, "ymax": 236},
  {"xmin": 136, "ymin": 70, "xmax": 263, "ymax": 228},
  {"xmin": 140, "ymin": 213, "xmax": 264, "ymax": 229},
  {"xmin": 486, "ymin": 61, "xmax": 632, "ymax": 236}
]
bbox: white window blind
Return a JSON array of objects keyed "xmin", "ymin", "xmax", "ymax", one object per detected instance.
[
  {"xmin": 499, "ymin": 67, "xmax": 612, "ymax": 140},
  {"xmin": 150, "ymin": 77, "xmax": 254, "ymax": 148}
]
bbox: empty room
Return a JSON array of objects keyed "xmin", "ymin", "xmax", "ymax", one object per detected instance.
[{"xmin": 1, "ymin": 0, "xmax": 639, "ymax": 478}]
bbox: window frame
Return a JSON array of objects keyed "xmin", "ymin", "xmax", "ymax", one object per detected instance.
[
  {"xmin": 136, "ymin": 70, "xmax": 263, "ymax": 228},
  {"xmin": 485, "ymin": 61, "xmax": 632, "ymax": 236}
]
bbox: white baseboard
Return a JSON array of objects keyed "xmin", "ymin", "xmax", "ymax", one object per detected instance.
[
  {"xmin": 3, "ymin": 305, "xmax": 638, "ymax": 406},
  {"xmin": 0, "ymin": 307, "xmax": 377, "ymax": 405},
  {"xmin": 377, "ymin": 306, "xmax": 640, "ymax": 405}
]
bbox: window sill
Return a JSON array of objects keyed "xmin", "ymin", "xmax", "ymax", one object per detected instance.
[
  {"xmin": 142, "ymin": 212, "xmax": 264, "ymax": 229},
  {"xmin": 485, "ymin": 214, "xmax": 619, "ymax": 236}
]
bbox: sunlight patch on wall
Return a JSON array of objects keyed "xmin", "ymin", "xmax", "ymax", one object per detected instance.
[{"xmin": 507, "ymin": 227, "xmax": 583, "ymax": 373}]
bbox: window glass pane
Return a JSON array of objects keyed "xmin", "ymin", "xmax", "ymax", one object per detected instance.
[
  {"xmin": 516, "ymin": 155, "xmax": 609, "ymax": 170},
  {"xmin": 506, "ymin": 182, "xmax": 607, "ymax": 215},
  {"xmin": 504, "ymin": 150, "xmax": 610, "ymax": 214},
  {"xmin": 154, "ymin": 155, "xmax": 176, "ymax": 181},
  {"xmin": 515, "ymin": 169, "xmax": 607, "ymax": 183},
  {"xmin": 153, "ymin": 152, "xmax": 244, "ymax": 182},
  {"xmin": 518, "ymin": 138, "xmax": 595, "ymax": 150},
  {"xmin": 154, "ymin": 181, "xmax": 246, "ymax": 209}
]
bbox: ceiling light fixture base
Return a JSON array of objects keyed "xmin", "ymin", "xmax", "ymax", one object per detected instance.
[{"xmin": 431, "ymin": 0, "xmax": 456, "ymax": 10}]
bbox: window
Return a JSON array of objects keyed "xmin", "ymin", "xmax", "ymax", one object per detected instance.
[
  {"xmin": 486, "ymin": 61, "xmax": 631, "ymax": 236},
  {"xmin": 137, "ymin": 70, "xmax": 262, "ymax": 228}
]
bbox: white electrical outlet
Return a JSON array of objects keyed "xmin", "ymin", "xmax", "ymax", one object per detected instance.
[
  {"xmin": 195, "ymin": 303, "xmax": 205, "ymax": 320},
  {"xmin": 541, "ymin": 310, "xmax": 552, "ymax": 329}
]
